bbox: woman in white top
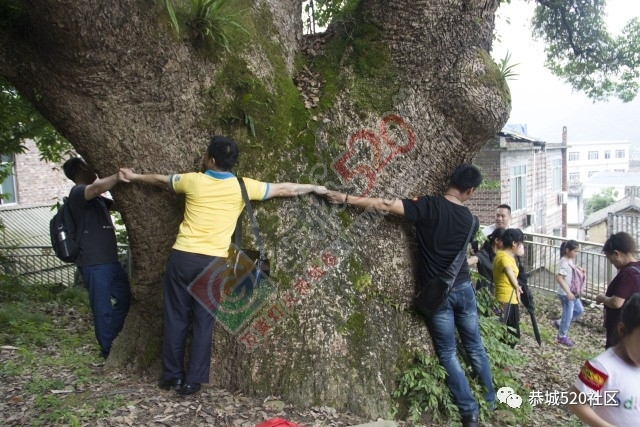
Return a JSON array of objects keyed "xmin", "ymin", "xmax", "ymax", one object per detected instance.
[{"xmin": 555, "ymin": 240, "xmax": 585, "ymax": 347}]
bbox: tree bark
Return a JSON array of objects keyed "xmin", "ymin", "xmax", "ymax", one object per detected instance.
[{"xmin": 0, "ymin": 0, "xmax": 509, "ymax": 417}]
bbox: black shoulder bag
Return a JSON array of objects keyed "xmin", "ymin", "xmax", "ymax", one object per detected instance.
[
  {"xmin": 416, "ymin": 216, "xmax": 477, "ymax": 318},
  {"xmin": 232, "ymin": 177, "xmax": 270, "ymax": 279}
]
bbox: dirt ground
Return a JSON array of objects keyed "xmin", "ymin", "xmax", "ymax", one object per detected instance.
[{"xmin": 0, "ymin": 290, "xmax": 603, "ymax": 426}]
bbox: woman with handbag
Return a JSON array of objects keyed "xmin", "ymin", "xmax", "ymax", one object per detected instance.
[
  {"xmin": 492, "ymin": 228, "xmax": 525, "ymax": 343},
  {"xmin": 554, "ymin": 240, "xmax": 585, "ymax": 347}
]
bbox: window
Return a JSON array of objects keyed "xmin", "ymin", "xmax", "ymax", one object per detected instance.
[
  {"xmin": 604, "ymin": 150, "xmax": 611, "ymax": 159},
  {"xmin": 569, "ymin": 172, "xmax": 580, "ymax": 183},
  {"xmin": 0, "ymin": 154, "xmax": 17, "ymax": 205},
  {"xmin": 616, "ymin": 149, "xmax": 625, "ymax": 158},
  {"xmin": 588, "ymin": 151, "xmax": 599, "ymax": 160},
  {"xmin": 568, "ymin": 152, "xmax": 580, "ymax": 161},
  {"xmin": 510, "ymin": 164, "xmax": 527, "ymax": 211},
  {"xmin": 552, "ymin": 159, "xmax": 562, "ymax": 191}
]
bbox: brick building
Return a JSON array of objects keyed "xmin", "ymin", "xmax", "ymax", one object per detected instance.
[
  {"xmin": 1, "ymin": 139, "xmax": 72, "ymax": 207},
  {"xmin": 468, "ymin": 129, "xmax": 566, "ymax": 236}
]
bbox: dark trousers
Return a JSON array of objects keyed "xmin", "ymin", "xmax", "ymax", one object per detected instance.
[
  {"xmin": 161, "ymin": 250, "xmax": 217, "ymax": 384},
  {"xmin": 79, "ymin": 262, "xmax": 131, "ymax": 357}
]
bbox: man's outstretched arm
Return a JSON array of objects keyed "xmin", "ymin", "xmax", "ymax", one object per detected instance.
[
  {"xmin": 119, "ymin": 168, "xmax": 171, "ymax": 191},
  {"xmin": 322, "ymin": 190, "xmax": 405, "ymax": 217},
  {"xmin": 264, "ymin": 183, "xmax": 327, "ymax": 199},
  {"xmin": 84, "ymin": 172, "xmax": 124, "ymax": 201}
]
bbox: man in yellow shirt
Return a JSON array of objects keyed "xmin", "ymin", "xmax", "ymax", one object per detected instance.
[{"xmin": 121, "ymin": 135, "xmax": 326, "ymax": 397}]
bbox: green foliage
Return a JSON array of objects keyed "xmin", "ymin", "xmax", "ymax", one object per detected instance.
[
  {"xmin": 111, "ymin": 211, "xmax": 129, "ymax": 245},
  {"xmin": 394, "ymin": 288, "xmax": 531, "ymax": 423},
  {"xmin": 584, "ymin": 187, "xmax": 618, "ymax": 217},
  {"xmin": 393, "ymin": 352, "xmax": 459, "ymax": 423},
  {"xmin": 0, "ymin": 77, "xmax": 73, "ymax": 163},
  {"xmin": 497, "ymin": 51, "xmax": 519, "ymax": 81},
  {"xmin": 165, "ymin": 0, "xmax": 248, "ymax": 51},
  {"xmin": 0, "ymin": 272, "xmax": 113, "ymax": 425},
  {"xmin": 303, "ymin": 0, "xmax": 361, "ymax": 33},
  {"xmin": 311, "ymin": 20, "xmax": 399, "ymax": 115},
  {"xmin": 0, "ymin": 279, "xmax": 89, "ymax": 346},
  {"xmin": 532, "ymin": 1, "xmax": 640, "ymax": 101}
]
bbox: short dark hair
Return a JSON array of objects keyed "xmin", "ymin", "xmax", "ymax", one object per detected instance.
[
  {"xmin": 501, "ymin": 228, "xmax": 524, "ymax": 248},
  {"xmin": 207, "ymin": 135, "xmax": 239, "ymax": 171},
  {"xmin": 603, "ymin": 232, "xmax": 637, "ymax": 255},
  {"xmin": 497, "ymin": 204, "xmax": 511, "ymax": 213},
  {"xmin": 62, "ymin": 157, "xmax": 86, "ymax": 181},
  {"xmin": 620, "ymin": 293, "xmax": 640, "ymax": 338},
  {"xmin": 448, "ymin": 164, "xmax": 482, "ymax": 192},
  {"xmin": 560, "ymin": 240, "xmax": 580, "ymax": 257}
]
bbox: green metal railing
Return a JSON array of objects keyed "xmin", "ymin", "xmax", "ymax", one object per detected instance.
[
  {"xmin": 0, "ymin": 235, "xmax": 618, "ymax": 298},
  {"xmin": 0, "ymin": 244, "xmax": 131, "ymax": 286},
  {"xmin": 521, "ymin": 233, "xmax": 614, "ymax": 302}
]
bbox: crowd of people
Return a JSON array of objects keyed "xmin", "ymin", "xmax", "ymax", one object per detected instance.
[
  {"xmin": 468, "ymin": 204, "xmax": 640, "ymax": 426},
  {"xmin": 60, "ymin": 139, "xmax": 640, "ymax": 426}
]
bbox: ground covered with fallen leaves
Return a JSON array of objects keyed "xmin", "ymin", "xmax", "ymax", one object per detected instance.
[{"xmin": 0, "ymin": 283, "xmax": 602, "ymax": 426}]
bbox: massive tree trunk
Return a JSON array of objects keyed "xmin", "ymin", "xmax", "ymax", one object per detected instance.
[{"xmin": 0, "ymin": 0, "xmax": 509, "ymax": 418}]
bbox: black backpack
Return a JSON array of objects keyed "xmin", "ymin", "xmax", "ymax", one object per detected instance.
[{"xmin": 49, "ymin": 197, "xmax": 83, "ymax": 263}]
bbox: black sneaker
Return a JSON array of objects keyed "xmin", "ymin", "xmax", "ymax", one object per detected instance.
[
  {"xmin": 176, "ymin": 382, "xmax": 201, "ymax": 397},
  {"xmin": 158, "ymin": 378, "xmax": 183, "ymax": 391},
  {"xmin": 461, "ymin": 412, "xmax": 479, "ymax": 427}
]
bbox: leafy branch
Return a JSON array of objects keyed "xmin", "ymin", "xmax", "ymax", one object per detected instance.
[
  {"xmin": 532, "ymin": 0, "xmax": 640, "ymax": 101},
  {"xmin": 165, "ymin": 0, "xmax": 248, "ymax": 51}
]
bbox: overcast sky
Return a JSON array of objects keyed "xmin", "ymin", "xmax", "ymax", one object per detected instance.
[{"xmin": 492, "ymin": 0, "xmax": 640, "ymax": 146}]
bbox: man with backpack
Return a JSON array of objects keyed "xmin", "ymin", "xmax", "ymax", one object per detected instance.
[{"xmin": 62, "ymin": 157, "xmax": 131, "ymax": 359}]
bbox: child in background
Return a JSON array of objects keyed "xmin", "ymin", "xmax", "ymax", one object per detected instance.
[
  {"xmin": 554, "ymin": 240, "xmax": 585, "ymax": 347},
  {"xmin": 493, "ymin": 228, "xmax": 525, "ymax": 341},
  {"xmin": 567, "ymin": 293, "xmax": 640, "ymax": 426}
]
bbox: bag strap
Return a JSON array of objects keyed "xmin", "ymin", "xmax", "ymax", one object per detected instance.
[
  {"xmin": 441, "ymin": 216, "xmax": 477, "ymax": 282},
  {"xmin": 440, "ymin": 216, "xmax": 476, "ymax": 286},
  {"xmin": 65, "ymin": 190, "xmax": 86, "ymax": 247},
  {"xmin": 236, "ymin": 177, "xmax": 267, "ymax": 261}
]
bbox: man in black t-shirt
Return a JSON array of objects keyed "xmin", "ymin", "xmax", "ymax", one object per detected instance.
[
  {"xmin": 63, "ymin": 158, "xmax": 131, "ymax": 359},
  {"xmin": 322, "ymin": 164, "xmax": 494, "ymax": 427}
]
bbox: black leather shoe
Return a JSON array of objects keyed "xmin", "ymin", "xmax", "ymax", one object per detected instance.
[
  {"xmin": 461, "ymin": 412, "xmax": 479, "ymax": 427},
  {"xmin": 158, "ymin": 378, "xmax": 183, "ymax": 391},
  {"xmin": 177, "ymin": 382, "xmax": 201, "ymax": 397}
]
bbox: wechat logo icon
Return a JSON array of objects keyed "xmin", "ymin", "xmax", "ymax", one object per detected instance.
[{"xmin": 497, "ymin": 386, "xmax": 523, "ymax": 409}]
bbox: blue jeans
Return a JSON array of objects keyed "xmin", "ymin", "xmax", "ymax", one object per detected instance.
[
  {"xmin": 426, "ymin": 281, "xmax": 495, "ymax": 417},
  {"xmin": 558, "ymin": 294, "xmax": 583, "ymax": 338},
  {"xmin": 79, "ymin": 262, "xmax": 131, "ymax": 357}
]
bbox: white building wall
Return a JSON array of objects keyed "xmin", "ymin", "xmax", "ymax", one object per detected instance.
[{"xmin": 567, "ymin": 140, "xmax": 630, "ymax": 185}]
